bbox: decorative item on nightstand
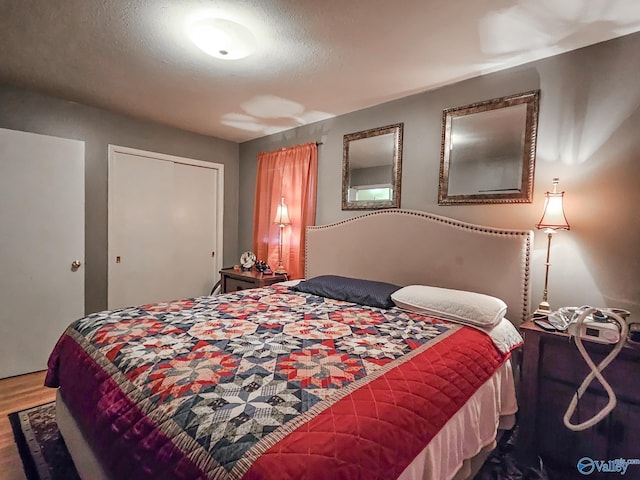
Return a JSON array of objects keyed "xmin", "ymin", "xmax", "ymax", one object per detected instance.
[
  {"xmin": 534, "ymin": 177, "xmax": 570, "ymax": 316},
  {"xmin": 239, "ymin": 251, "xmax": 256, "ymax": 271},
  {"xmin": 273, "ymin": 196, "xmax": 291, "ymax": 274},
  {"xmin": 255, "ymin": 260, "xmax": 269, "ymax": 273}
]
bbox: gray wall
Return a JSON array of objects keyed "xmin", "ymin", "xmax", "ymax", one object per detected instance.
[
  {"xmin": 0, "ymin": 85, "xmax": 239, "ymax": 314},
  {"xmin": 239, "ymin": 32, "xmax": 640, "ymax": 319}
]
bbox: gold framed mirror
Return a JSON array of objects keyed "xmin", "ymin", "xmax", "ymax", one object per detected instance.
[
  {"xmin": 342, "ymin": 123, "xmax": 403, "ymax": 210},
  {"xmin": 438, "ymin": 90, "xmax": 540, "ymax": 205}
]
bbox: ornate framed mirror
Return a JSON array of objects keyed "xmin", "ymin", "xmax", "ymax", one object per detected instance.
[
  {"xmin": 438, "ymin": 90, "xmax": 540, "ymax": 205},
  {"xmin": 342, "ymin": 123, "xmax": 403, "ymax": 210}
]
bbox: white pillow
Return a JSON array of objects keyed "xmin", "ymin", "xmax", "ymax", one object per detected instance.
[{"xmin": 391, "ymin": 285, "xmax": 507, "ymax": 327}]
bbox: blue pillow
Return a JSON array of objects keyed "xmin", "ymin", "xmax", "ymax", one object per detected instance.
[{"xmin": 291, "ymin": 275, "xmax": 400, "ymax": 308}]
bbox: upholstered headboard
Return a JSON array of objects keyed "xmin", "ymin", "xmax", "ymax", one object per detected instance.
[{"xmin": 305, "ymin": 210, "xmax": 532, "ymax": 326}]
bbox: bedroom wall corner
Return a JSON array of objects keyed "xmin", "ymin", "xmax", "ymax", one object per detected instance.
[{"xmin": 0, "ymin": 85, "xmax": 240, "ymax": 315}]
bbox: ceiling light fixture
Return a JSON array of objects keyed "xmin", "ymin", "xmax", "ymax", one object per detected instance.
[{"xmin": 188, "ymin": 18, "xmax": 256, "ymax": 60}]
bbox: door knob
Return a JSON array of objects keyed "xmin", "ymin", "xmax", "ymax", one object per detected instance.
[{"xmin": 71, "ymin": 260, "xmax": 82, "ymax": 271}]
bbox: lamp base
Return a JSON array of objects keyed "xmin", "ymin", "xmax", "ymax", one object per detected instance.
[
  {"xmin": 274, "ymin": 266, "xmax": 287, "ymax": 275},
  {"xmin": 534, "ymin": 301, "xmax": 552, "ymax": 317}
]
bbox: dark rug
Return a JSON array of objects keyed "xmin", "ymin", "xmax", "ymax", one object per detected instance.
[
  {"xmin": 10, "ymin": 402, "xmax": 546, "ymax": 480},
  {"xmin": 475, "ymin": 427, "xmax": 549, "ymax": 480},
  {"xmin": 9, "ymin": 402, "xmax": 80, "ymax": 480}
]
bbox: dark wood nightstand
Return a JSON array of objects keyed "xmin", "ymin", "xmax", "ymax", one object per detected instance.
[
  {"xmin": 519, "ymin": 320, "xmax": 640, "ymax": 479},
  {"xmin": 219, "ymin": 268, "xmax": 287, "ymax": 293}
]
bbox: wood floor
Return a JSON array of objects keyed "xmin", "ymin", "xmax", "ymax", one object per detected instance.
[{"xmin": 0, "ymin": 370, "xmax": 56, "ymax": 480}]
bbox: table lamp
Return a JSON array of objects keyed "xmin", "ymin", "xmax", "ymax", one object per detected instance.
[
  {"xmin": 273, "ymin": 196, "xmax": 291, "ymax": 274},
  {"xmin": 534, "ymin": 177, "xmax": 570, "ymax": 316}
]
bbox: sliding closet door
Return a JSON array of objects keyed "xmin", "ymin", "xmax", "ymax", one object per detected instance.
[
  {"xmin": 171, "ymin": 163, "xmax": 218, "ymax": 300},
  {"xmin": 0, "ymin": 128, "xmax": 84, "ymax": 379},
  {"xmin": 108, "ymin": 152, "xmax": 174, "ymax": 308},
  {"xmin": 108, "ymin": 147, "xmax": 222, "ymax": 310}
]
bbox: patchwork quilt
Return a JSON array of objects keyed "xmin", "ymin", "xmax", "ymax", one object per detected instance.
[{"xmin": 46, "ymin": 284, "xmax": 510, "ymax": 480}]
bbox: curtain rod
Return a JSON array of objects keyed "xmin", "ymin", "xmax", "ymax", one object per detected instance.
[{"xmin": 264, "ymin": 142, "xmax": 323, "ymax": 154}]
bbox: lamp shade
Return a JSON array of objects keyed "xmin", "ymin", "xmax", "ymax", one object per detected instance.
[
  {"xmin": 273, "ymin": 197, "xmax": 291, "ymax": 226},
  {"xmin": 535, "ymin": 178, "xmax": 570, "ymax": 231}
]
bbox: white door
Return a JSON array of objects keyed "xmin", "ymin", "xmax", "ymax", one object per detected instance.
[
  {"xmin": 171, "ymin": 162, "xmax": 219, "ymax": 300},
  {"xmin": 0, "ymin": 128, "xmax": 84, "ymax": 379},
  {"xmin": 108, "ymin": 147, "xmax": 223, "ymax": 309}
]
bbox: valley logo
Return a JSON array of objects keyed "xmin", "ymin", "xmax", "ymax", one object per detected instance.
[{"xmin": 577, "ymin": 457, "xmax": 640, "ymax": 476}]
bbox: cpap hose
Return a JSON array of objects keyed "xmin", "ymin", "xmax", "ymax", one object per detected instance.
[{"xmin": 563, "ymin": 307, "xmax": 628, "ymax": 431}]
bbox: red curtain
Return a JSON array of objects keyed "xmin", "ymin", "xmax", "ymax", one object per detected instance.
[{"xmin": 253, "ymin": 143, "xmax": 318, "ymax": 279}]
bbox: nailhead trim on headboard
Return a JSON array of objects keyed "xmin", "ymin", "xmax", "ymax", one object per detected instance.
[{"xmin": 305, "ymin": 209, "xmax": 532, "ymax": 324}]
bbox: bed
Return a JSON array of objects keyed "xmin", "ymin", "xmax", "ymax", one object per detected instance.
[{"xmin": 46, "ymin": 209, "xmax": 532, "ymax": 480}]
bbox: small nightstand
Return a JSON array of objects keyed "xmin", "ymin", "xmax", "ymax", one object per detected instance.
[
  {"xmin": 219, "ymin": 268, "xmax": 287, "ymax": 293},
  {"xmin": 519, "ymin": 320, "xmax": 640, "ymax": 479}
]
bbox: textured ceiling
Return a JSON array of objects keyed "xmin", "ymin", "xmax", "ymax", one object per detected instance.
[{"xmin": 1, "ymin": 0, "xmax": 640, "ymax": 143}]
